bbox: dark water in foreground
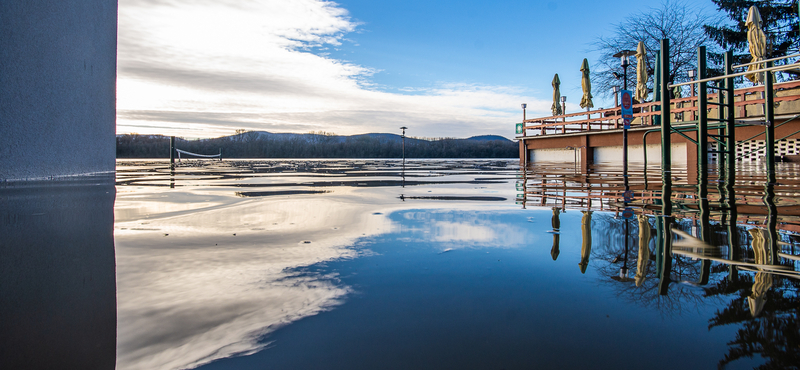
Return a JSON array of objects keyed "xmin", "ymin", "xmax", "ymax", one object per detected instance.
[{"xmin": 2, "ymin": 159, "xmax": 799, "ymax": 369}]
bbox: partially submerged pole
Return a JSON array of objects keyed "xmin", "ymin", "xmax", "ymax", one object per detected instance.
[
  {"xmin": 765, "ymin": 61, "xmax": 776, "ymax": 184},
  {"xmin": 170, "ymin": 136, "xmax": 175, "ymax": 166},
  {"xmin": 659, "ymin": 39, "xmax": 672, "ymax": 215}
]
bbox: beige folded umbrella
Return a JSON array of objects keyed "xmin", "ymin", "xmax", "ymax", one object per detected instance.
[
  {"xmin": 635, "ymin": 41, "xmax": 648, "ymax": 102},
  {"xmin": 745, "ymin": 6, "xmax": 767, "ymax": 84},
  {"xmin": 551, "ymin": 74, "xmax": 562, "ymax": 116},
  {"xmin": 579, "ymin": 59, "xmax": 593, "ymax": 109}
]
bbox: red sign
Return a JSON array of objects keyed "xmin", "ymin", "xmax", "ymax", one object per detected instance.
[{"xmin": 621, "ymin": 91, "xmax": 632, "ymax": 110}]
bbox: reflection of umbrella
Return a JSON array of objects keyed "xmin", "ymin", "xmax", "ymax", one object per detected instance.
[
  {"xmin": 550, "ymin": 207, "xmax": 561, "ymax": 260},
  {"xmin": 745, "ymin": 6, "xmax": 767, "ymax": 84},
  {"xmin": 747, "ymin": 228, "xmax": 773, "ymax": 317},
  {"xmin": 635, "ymin": 41, "xmax": 648, "ymax": 102},
  {"xmin": 579, "ymin": 211, "xmax": 592, "ymax": 274},
  {"xmin": 579, "ymin": 59, "xmax": 593, "ymax": 109},
  {"xmin": 551, "ymin": 74, "xmax": 562, "ymax": 116},
  {"xmin": 635, "ymin": 215, "xmax": 651, "ymax": 287}
]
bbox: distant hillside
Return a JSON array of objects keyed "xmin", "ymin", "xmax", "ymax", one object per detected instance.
[
  {"xmin": 466, "ymin": 135, "xmax": 512, "ymax": 142},
  {"xmin": 117, "ymin": 131, "xmax": 518, "ymax": 159}
]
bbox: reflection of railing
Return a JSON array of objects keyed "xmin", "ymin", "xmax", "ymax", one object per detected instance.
[
  {"xmin": 518, "ymin": 80, "xmax": 800, "ymax": 137},
  {"xmin": 517, "ymin": 164, "xmax": 800, "ymax": 233}
]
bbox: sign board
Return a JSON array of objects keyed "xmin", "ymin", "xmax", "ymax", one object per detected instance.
[
  {"xmin": 623, "ymin": 190, "xmax": 634, "ymax": 202},
  {"xmin": 516, "ymin": 123, "xmax": 524, "ymax": 135},
  {"xmin": 622, "ymin": 207, "xmax": 634, "ymax": 220},
  {"xmin": 621, "ymin": 89, "xmax": 633, "ymax": 130}
]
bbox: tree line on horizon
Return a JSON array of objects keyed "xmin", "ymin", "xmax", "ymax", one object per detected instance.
[{"xmin": 116, "ymin": 133, "xmax": 519, "ymax": 159}]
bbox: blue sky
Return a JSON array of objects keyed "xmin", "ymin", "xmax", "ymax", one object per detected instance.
[{"xmin": 117, "ymin": 0, "xmax": 714, "ymax": 139}]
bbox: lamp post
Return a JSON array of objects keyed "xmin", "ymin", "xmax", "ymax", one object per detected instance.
[
  {"xmin": 614, "ymin": 50, "xmax": 635, "ymax": 246},
  {"xmin": 560, "ymin": 96, "xmax": 567, "ymax": 122},
  {"xmin": 400, "ymin": 126, "xmax": 407, "ymax": 169},
  {"xmin": 612, "ymin": 85, "xmax": 620, "ymax": 107},
  {"xmin": 688, "ymin": 69, "xmax": 697, "ymax": 96},
  {"xmin": 613, "ymin": 50, "xmax": 636, "ymax": 91},
  {"xmin": 614, "ymin": 50, "xmax": 635, "ymax": 190},
  {"xmin": 521, "ymin": 103, "xmax": 527, "ymax": 122}
]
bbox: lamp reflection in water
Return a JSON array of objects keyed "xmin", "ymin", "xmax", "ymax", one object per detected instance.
[{"xmin": 0, "ymin": 178, "xmax": 117, "ymax": 370}]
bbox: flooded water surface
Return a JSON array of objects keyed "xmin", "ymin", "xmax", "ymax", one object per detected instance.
[{"xmin": 3, "ymin": 159, "xmax": 799, "ymax": 369}]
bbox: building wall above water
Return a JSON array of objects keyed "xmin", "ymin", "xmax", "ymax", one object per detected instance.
[{"xmin": 0, "ymin": 1, "xmax": 117, "ymax": 181}]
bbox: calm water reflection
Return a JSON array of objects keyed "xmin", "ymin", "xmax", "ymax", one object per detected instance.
[{"xmin": 4, "ymin": 159, "xmax": 797, "ymax": 369}]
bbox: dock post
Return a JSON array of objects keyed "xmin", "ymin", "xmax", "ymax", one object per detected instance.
[
  {"xmin": 764, "ymin": 61, "xmax": 776, "ymax": 184},
  {"xmin": 170, "ymin": 136, "xmax": 175, "ymax": 166},
  {"xmin": 697, "ymin": 46, "xmax": 708, "ymax": 187},
  {"xmin": 724, "ymin": 51, "xmax": 736, "ymax": 188},
  {"xmin": 659, "ymin": 39, "xmax": 671, "ymax": 215}
]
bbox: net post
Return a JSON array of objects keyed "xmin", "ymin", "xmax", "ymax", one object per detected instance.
[{"xmin": 170, "ymin": 136, "xmax": 175, "ymax": 166}]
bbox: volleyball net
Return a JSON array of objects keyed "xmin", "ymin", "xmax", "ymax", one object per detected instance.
[{"xmin": 175, "ymin": 148, "xmax": 222, "ymax": 161}]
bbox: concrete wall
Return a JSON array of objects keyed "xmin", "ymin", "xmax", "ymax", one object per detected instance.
[
  {"xmin": 594, "ymin": 143, "xmax": 687, "ymax": 165},
  {"xmin": 1, "ymin": 1, "xmax": 117, "ymax": 181}
]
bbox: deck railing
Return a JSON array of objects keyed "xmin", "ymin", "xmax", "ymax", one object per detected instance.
[{"xmin": 518, "ymin": 80, "xmax": 800, "ymax": 137}]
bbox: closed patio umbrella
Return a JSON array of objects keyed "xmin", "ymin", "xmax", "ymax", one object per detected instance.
[
  {"xmin": 551, "ymin": 74, "xmax": 562, "ymax": 116},
  {"xmin": 635, "ymin": 41, "xmax": 648, "ymax": 102},
  {"xmin": 579, "ymin": 59, "xmax": 593, "ymax": 109},
  {"xmin": 745, "ymin": 6, "xmax": 767, "ymax": 84}
]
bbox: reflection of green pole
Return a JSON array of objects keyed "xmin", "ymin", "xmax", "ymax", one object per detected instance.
[
  {"xmin": 658, "ymin": 216, "xmax": 673, "ymax": 296},
  {"xmin": 765, "ymin": 182, "xmax": 779, "ymax": 264},
  {"xmin": 698, "ymin": 191, "xmax": 711, "ymax": 286},
  {"xmin": 655, "ymin": 216, "xmax": 663, "ymax": 277}
]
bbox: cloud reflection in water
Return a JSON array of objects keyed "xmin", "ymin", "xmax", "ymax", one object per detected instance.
[{"xmin": 115, "ymin": 193, "xmax": 395, "ymax": 370}]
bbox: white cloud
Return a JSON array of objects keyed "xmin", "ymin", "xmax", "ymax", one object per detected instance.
[{"xmin": 118, "ymin": 0, "xmax": 548, "ymax": 139}]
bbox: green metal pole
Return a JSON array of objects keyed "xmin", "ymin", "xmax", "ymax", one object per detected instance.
[
  {"xmin": 654, "ymin": 50, "xmax": 662, "ymax": 127},
  {"xmin": 660, "ymin": 39, "xmax": 672, "ymax": 216},
  {"xmin": 725, "ymin": 51, "xmax": 736, "ymax": 189},
  {"xmin": 698, "ymin": 46, "xmax": 708, "ymax": 184},
  {"xmin": 724, "ymin": 52, "xmax": 738, "ymax": 281},
  {"xmin": 696, "ymin": 47, "xmax": 710, "ymax": 287},
  {"xmin": 764, "ymin": 60, "xmax": 776, "ymax": 184},
  {"xmin": 658, "ymin": 39, "xmax": 673, "ymax": 296}
]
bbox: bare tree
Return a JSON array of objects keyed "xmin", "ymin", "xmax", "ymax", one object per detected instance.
[{"xmin": 592, "ymin": 0, "xmax": 720, "ymax": 100}]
